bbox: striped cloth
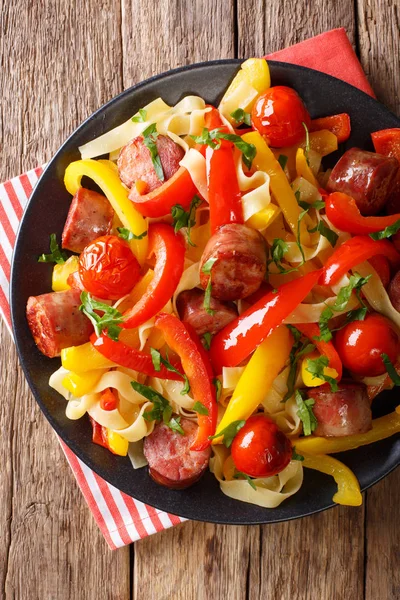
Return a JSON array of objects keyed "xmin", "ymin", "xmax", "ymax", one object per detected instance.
[{"xmin": 0, "ymin": 28, "xmax": 373, "ymax": 549}]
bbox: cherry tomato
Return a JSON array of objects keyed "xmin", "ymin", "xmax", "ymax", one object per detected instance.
[
  {"xmin": 251, "ymin": 86, "xmax": 311, "ymax": 147},
  {"xmin": 335, "ymin": 313, "xmax": 400, "ymax": 377},
  {"xmin": 79, "ymin": 235, "xmax": 140, "ymax": 300},
  {"xmin": 231, "ymin": 415, "xmax": 292, "ymax": 478}
]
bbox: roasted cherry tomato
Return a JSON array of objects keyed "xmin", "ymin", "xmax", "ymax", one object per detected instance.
[
  {"xmin": 251, "ymin": 86, "xmax": 311, "ymax": 148},
  {"xmin": 335, "ymin": 313, "xmax": 400, "ymax": 377},
  {"xmin": 79, "ymin": 235, "xmax": 140, "ymax": 300},
  {"xmin": 231, "ymin": 415, "xmax": 292, "ymax": 478}
]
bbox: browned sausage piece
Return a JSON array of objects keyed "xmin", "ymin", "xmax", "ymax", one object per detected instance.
[
  {"xmin": 388, "ymin": 270, "xmax": 400, "ymax": 312},
  {"xmin": 143, "ymin": 418, "xmax": 211, "ymax": 489},
  {"xmin": 385, "ymin": 173, "xmax": 400, "ymax": 215},
  {"xmin": 26, "ymin": 289, "xmax": 93, "ymax": 358},
  {"xmin": 199, "ymin": 223, "xmax": 267, "ymax": 302},
  {"xmin": 62, "ymin": 188, "xmax": 114, "ymax": 253},
  {"xmin": 117, "ymin": 135, "xmax": 184, "ymax": 194},
  {"xmin": 176, "ymin": 288, "xmax": 238, "ymax": 337},
  {"xmin": 327, "ymin": 148, "xmax": 399, "ymax": 215},
  {"xmin": 304, "ymin": 382, "xmax": 372, "ymax": 437}
]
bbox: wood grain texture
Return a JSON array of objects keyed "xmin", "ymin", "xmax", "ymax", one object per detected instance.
[
  {"xmin": 121, "ymin": 0, "xmax": 235, "ymax": 86},
  {"xmin": 357, "ymin": 0, "xmax": 400, "ymax": 114},
  {"xmin": 134, "ymin": 521, "xmax": 260, "ymax": 600},
  {"xmin": 0, "ymin": 1, "xmax": 130, "ymax": 598},
  {"xmin": 236, "ymin": 0, "xmax": 356, "ymax": 57},
  {"xmin": 357, "ymin": 3, "xmax": 400, "ymax": 598}
]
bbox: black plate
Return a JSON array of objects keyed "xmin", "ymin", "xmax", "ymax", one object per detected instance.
[{"xmin": 11, "ymin": 60, "xmax": 400, "ymax": 524}]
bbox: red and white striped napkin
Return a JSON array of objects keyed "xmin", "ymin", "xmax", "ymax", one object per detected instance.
[{"xmin": 0, "ymin": 28, "xmax": 374, "ymax": 549}]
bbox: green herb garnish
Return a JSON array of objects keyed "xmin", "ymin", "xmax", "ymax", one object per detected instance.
[
  {"xmin": 292, "ymin": 447, "xmax": 305, "ymax": 461},
  {"xmin": 209, "ymin": 420, "xmax": 246, "ymax": 448},
  {"xmin": 171, "ymin": 196, "xmax": 202, "ymax": 246},
  {"xmin": 191, "ymin": 128, "xmax": 256, "ymax": 169},
  {"xmin": 150, "ymin": 347, "xmax": 190, "ymax": 395},
  {"xmin": 308, "ymin": 220, "xmax": 338, "ymax": 247},
  {"xmin": 38, "ymin": 233, "xmax": 68, "ymax": 265},
  {"xmin": 305, "ymin": 355, "xmax": 339, "ymax": 392},
  {"xmin": 233, "ymin": 470, "xmax": 257, "ymax": 490},
  {"xmin": 278, "ymin": 154, "xmax": 288, "ymax": 171},
  {"xmin": 202, "ymin": 332, "xmax": 212, "ymax": 350},
  {"xmin": 213, "ymin": 378, "xmax": 222, "ymax": 400},
  {"xmin": 79, "ymin": 292, "xmax": 123, "ymax": 341},
  {"xmin": 131, "ymin": 108, "xmax": 147, "ymax": 123},
  {"xmin": 370, "ymin": 219, "xmax": 400, "ymax": 240},
  {"xmin": 295, "ymin": 390, "xmax": 318, "ymax": 437},
  {"xmin": 117, "ymin": 227, "xmax": 148, "ymax": 241},
  {"xmin": 381, "ymin": 353, "xmax": 400, "ymax": 386},
  {"xmin": 131, "ymin": 381, "xmax": 184, "ymax": 434},
  {"xmin": 230, "ymin": 108, "xmax": 252, "ymax": 126},
  {"xmin": 142, "ymin": 123, "xmax": 164, "ymax": 181},
  {"xmin": 193, "ymin": 401, "xmax": 209, "ymax": 416}
]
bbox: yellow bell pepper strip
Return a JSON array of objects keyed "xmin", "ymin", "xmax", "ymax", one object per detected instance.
[
  {"xmin": 246, "ymin": 204, "xmax": 281, "ymax": 232},
  {"xmin": 64, "ymin": 159, "xmax": 148, "ymax": 264},
  {"xmin": 61, "ymin": 342, "xmax": 116, "ymax": 373},
  {"xmin": 294, "ymin": 408, "xmax": 400, "ymax": 455},
  {"xmin": 52, "ymin": 256, "xmax": 79, "ymax": 291},
  {"xmin": 301, "ymin": 453, "xmax": 362, "ymax": 506},
  {"xmin": 295, "ymin": 148, "xmax": 319, "ymax": 188},
  {"xmin": 107, "ymin": 429, "xmax": 129, "ymax": 456},
  {"xmin": 213, "ymin": 326, "xmax": 293, "ymax": 443},
  {"xmin": 242, "ymin": 132, "xmax": 311, "ymax": 244},
  {"xmin": 219, "ymin": 58, "xmax": 270, "ymax": 122},
  {"xmin": 62, "ymin": 369, "xmax": 104, "ymax": 397}
]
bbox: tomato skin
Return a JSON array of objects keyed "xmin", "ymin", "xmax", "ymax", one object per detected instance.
[
  {"xmin": 231, "ymin": 415, "xmax": 292, "ymax": 478},
  {"xmin": 251, "ymin": 86, "xmax": 311, "ymax": 148},
  {"xmin": 335, "ymin": 313, "xmax": 400, "ymax": 377},
  {"xmin": 79, "ymin": 235, "xmax": 140, "ymax": 300}
]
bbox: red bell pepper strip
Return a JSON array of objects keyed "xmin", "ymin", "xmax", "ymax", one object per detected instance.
[
  {"xmin": 320, "ymin": 236, "xmax": 400, "ymax": 286},
  {"xmin": 131, "ymin": 167, "xmax": 197, "ymax": 218},
  {"xmin": 155, "ymin": 313, "xmax": 217, "ymax": 451},
  {"xmin": 90, "ymin": 416, "xmax": 113, "ymax": 452},
  {"xmin": 371, "ymin": 128, "xmax": 400, "ymax": 160},
  {"xmin": 91, "ymin": 333, "xmax": 184, "ymax": 380},
  {"xmin": 310, "ymin": 113, "xmax": 351, "ymax": 144},
  {"xmin": 183, "ymin": 321, "xmax": 214, "ymax": 380},
  {"xmin": 209, "ymin": 270, "xmax": 322, "ymax": 373},
  {"xmin": 123, "ymin": 224, "xmax": 185, "ymax": 329},
  {"xmin": 100, "ymin": 388, "xmax": 118, "ymax": 411},
  {"xmin": 207, "ymin": 143, "xmax": 243, "ymax": 233},
  {"xmin": 325, "ymin": 192, "xmax": 400, "ymax": 234},
  {"xmin": 295, "ymin": 322, "xmax": 343, "ymax": 380}
]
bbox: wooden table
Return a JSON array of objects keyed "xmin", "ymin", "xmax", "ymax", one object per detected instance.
[{"xmin": 1, "ymin": 2, "xmax": 399, "ymax": 598}]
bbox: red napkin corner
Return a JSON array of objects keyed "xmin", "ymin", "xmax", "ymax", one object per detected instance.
[{"xmin": 265, "ymin": 28, "xmax": 375, "ymax": 98}]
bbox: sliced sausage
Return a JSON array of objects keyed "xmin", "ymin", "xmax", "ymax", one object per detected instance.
[
  {"xmin": 304, "ymin": 382, "xmax": 372, "ymax": 437},
  {"xmin": 143, "ymin": 418, "xmax": 211, "ymax": 489},
  {"xmin": 199, "ymin": 223, "xmax": 267, "ymax": 301},
  {"xmin": 118, "ymin": 134, "xmax": 184, "ymax": 194},
  {"xmin": 385, "ymin": 173, "xmax": 400, "ymax": 215},
  {"xmin": 327, "ymin": 148, "xmax": 399, "ymax": 215},
  {"xmin": 26, "ymin": 289, "xmax": 93, "ymax": 358},
  {"xmin": 388, "ymin": 270, "xmax": 400, "ymax": 312},
  {"xmin": 176, "ymin": 288, "xmax": 238, "ymax": 336},
  {"xmin": 62, "ymin": 188, "xmax": 114, "ymax": 253}
]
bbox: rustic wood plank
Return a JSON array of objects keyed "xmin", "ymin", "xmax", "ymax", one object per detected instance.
[
  {"xmin": 0, "ymin": 2, "xmax": 130, "ymax": 598},
  {"xmin": 357, "ymin": 0, "xmax": 400, "ymax": 115},
  {"xmin": 357, "ymin": 2, "xmax": 400, "ymax": 598},
  {"xmin": 237, "ymin": 0, "xmax": 356, "ymax": 57},
  {"xmin": 120, "ymin": 0, "xmax": 236, "ymax": 87},
  {"xmin": 134, "ymin": 521, "xmax": 260, "ymax": 600}
]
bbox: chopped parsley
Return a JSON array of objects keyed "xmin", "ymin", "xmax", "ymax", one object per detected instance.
[
  {"xmin": 202, "ymin": 332, "xmax": 212, "ymax": 350},
  {"xmin": 305, "ymin": 355, "xmax": 339, "ymax": 392},
  {"xmin": 283, "ymin": 325, "xmax": 315, "ymax": 402},
  {"xmin": 308, "ymin": 220, "xmax": 338, "ymax": 247},
  {"xmin": 142, "ymin": 123, "xmax": 164, "ymax": 181},
  {"xmin": 295, "ymin": 390, "xmax": 318, "ymax": 437},
  {"xmin": 171, "ymin": 196, "xmax": 202, "ymax": 246},
  {"xmin": 230, "ymin": 108, "xmax": 252, "ymax": 126},
  {"xmin": 79, "ymin": 292, "xmax": 123, "ymax": 341},
  {"xmin": 38, "ymin": 233, "xmax": 68, "ymax": 265},
  {"xmin": 131, "ymin": 108, "xmax": 147, "ymax": 123},
  {"xmin": 302, "ymin": 121, "xmax": 310, "ymax": 164},
  {"xmin": 292, "ymin": 447, "xmax": 305, "ymax": 461},
  {"xmin": 203, "ymin": 278, "xmax": 214, "ymax": 315},
  {"xmin": 131, "ymin": 381, "xmax": 184, "ymax": 434},
  {"xmin": 191, "ymin": 127, "xmax": 256, "ymax": 169},
  {"xmin": 193, "ymin": 401, "xmax": 209, "ymax": 416},
  {"xmin": 150, "ymin": 347, "xmax": 190, "ymax": 395},
  {"xmin": 370, "ymin": 219, "xmax": 400, "ymax": 240},
  {"xmin": 381, "ymin": 353, "xmax": 400, "ymax": 386},
  {"xmin": 117, "ymin": 227, "xmax": 148, "ymax": 241},
  {"xmin": 278, "ymin": 154, "xmax": 288, "ymax": 171},
  {"xmin": 213, "ymin": 377, "xmax": 222, "ymax": 400},
  {"xmin": 233, "ymin": 470, "xmax": 257, "ymax": 490},
  {"xmin": 209, "ymin": 420, "xmax": 246, "ymax": 448}
]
